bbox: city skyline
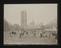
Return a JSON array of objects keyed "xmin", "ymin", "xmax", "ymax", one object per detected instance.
[{"xmin": 4, "ymin": 4, "xmax": 57, "ymax": 26}]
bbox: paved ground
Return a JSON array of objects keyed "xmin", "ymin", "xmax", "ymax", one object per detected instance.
[{"xmin": 4, "ymin": 32, "xmax": 57, "ymax": 45}]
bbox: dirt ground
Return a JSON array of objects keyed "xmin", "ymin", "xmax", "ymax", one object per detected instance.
[{"xmin": 4, "ymin": 31, "xmax": 57, "ymax": 45}]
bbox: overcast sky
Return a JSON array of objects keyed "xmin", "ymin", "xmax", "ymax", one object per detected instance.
[{"xmin": 4, "ymin": 4, "xmax": 57, "ymax": 25}]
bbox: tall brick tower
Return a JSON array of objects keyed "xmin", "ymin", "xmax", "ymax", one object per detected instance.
[{"xmin": 21, "ymin": 10, "xmax": 27, "ymax": 28}]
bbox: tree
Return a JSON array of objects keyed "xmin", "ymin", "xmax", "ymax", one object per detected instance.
[
  {"xmin": 39, "ymin": 23, "xmax": 45, "ymax": 32},
  {"xmin": 4, "ymin": 20, "xmax": 11, "ymax": 32},
  {"xmin": 13, "ymin": 24, "xmax": 20, "ymax": 31}
]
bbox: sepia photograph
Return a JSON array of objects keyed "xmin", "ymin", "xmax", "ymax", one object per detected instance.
[{"xmin": 4, "ymin": 4, "xmax": 57, "ymax": 45}]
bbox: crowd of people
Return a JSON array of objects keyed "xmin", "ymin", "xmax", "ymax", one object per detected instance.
[{"xmin": 9, "ymin": 29, "xmax": 57, "ymax": 40}]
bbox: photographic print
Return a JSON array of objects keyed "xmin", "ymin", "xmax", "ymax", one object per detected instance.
[{"xmin": 4, "ymin": 4, "xmax": 57, "ymax": 45}]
